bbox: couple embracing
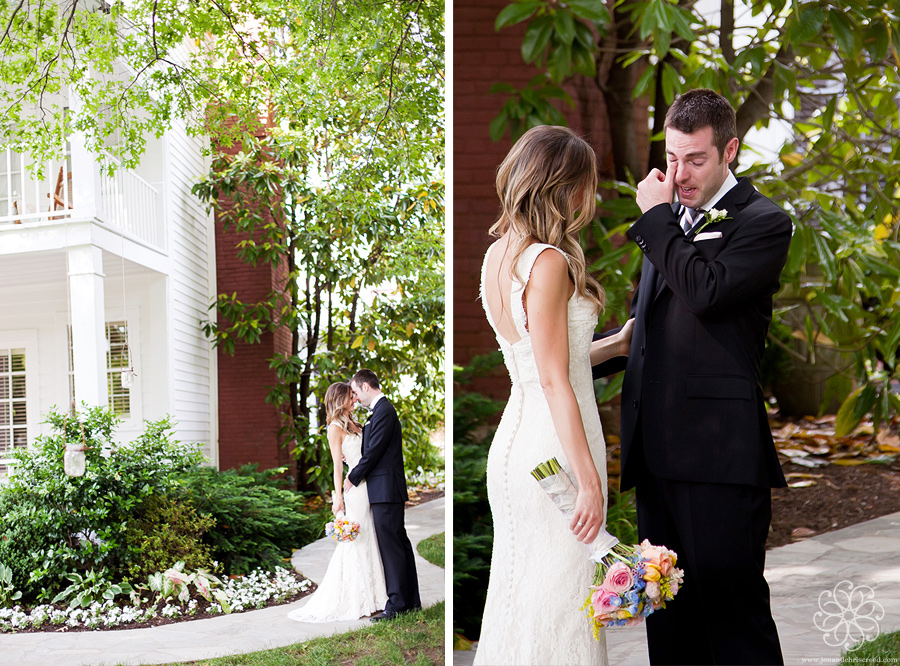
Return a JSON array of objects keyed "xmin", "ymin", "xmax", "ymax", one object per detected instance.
[
  {"xmin": 289, "ymin": 369, "xmax": 420, "ymax": 623},
  {"xmin": 477, "ymin": 89, "xmax": 789, "ymax": 665}
]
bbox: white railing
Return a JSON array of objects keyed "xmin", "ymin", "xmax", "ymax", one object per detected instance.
[
  {"xmin": 0, "ymin": 149, "xmax": 73, "ymax": 225},
  {"xmin": 0, "ymin": 147, "xmax": 165, "ymax": 251},
  {"xmin": 98, "ymin": 158, "xmax": 164, "ymax": 249}
]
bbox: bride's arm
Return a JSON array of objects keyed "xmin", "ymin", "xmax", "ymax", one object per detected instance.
[
  {"xmin": 327, "ymin": 424, "xmax": 346, "ymax": 516},
  {"xmin": 590, "ymin": 317, "xmax": 634, "ymax": 366},
  {"xmin": 526, "ymin": 249, "xmax": 604, "ymax": 544}
]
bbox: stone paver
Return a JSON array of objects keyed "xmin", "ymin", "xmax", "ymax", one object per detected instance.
[
  {"xmin": 455, "ymin": 509, "xmax": 900, "ymax": 665},
  {"xmin": 0, "ymin": 497, "xmax": 445, "ymax": 666}
]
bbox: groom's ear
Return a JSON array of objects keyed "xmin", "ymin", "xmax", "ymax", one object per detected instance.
[{"xmin": 724, "ymin": 137, "xmax": 739, "ymax": 164}]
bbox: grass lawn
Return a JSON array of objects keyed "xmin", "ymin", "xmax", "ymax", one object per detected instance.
[
  {"xmin": 159, "ymin": 601, "xmax": 444, "ymax": 666},
  {"xmin": 840, "ymin": 630, "xmax": 900, "ymax": 664},
  {"xmin": 417, "ymin": 532, "xmax": 445, "ymax": 568}
]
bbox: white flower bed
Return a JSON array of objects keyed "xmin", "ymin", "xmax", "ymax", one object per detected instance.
[
  {"xmin": 406, "ymin": 467, "xmax": 445, "ymax": 490},
  {"xmin": 0, "ymin": 567, "xmax": 312, "ymax": 633}
]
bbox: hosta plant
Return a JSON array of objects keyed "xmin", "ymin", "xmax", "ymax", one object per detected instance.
[
  {"xmin": 0, "ymin": 563, "xmax": 22, "ymax": 607},
  {"xmin": 51, "ymin": 569, "xmax": 133, "ymax": 609}
]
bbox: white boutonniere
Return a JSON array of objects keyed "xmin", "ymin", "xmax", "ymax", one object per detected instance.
[{"xmin": 693, "ymin": 207, "xmax": 731, "ymax": 235}]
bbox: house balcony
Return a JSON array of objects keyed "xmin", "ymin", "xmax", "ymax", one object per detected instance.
[{"xmin": 0, "ymin": 140, "xmax": 166, "ymax": 255}]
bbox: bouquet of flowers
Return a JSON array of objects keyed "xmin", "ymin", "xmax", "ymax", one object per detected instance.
[
  {"xmin": 325, "ymin": 512, "xmax": 361, "ymax": 542},
  {"xmin": 531, "ymin": 457, "xmax": 684, "ymax": 635}
]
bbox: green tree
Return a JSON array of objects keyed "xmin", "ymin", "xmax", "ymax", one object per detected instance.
[
  {"xmin": 0, "ymin": 0, "xmax": 445, "ymax": 488},
  {"xmin": 491, "ymin": 0, "xmax": 900, "ymax": 429}
]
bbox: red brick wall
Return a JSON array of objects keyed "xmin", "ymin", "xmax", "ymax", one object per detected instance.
[
  {"xmin": 214, "ymin": 140, "xmax": 294, "ymax": 475},
  {"xmin": 454, "ymin": 0, "xmax": 648, "ymax": 401}
]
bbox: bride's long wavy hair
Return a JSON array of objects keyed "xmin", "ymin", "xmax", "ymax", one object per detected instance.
[
  {"xmin": 489, "ymin": 125, "xmax": 605, "ymax": 310},
  {"xmin": 324, "ymin": 382, "xmax": 361, "ymax": 434}
]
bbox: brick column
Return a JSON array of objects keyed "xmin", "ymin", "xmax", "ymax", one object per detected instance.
[
  {"xmin": 454, "ymin": 0, "xmax": 623, "ymax": 400},
  {"xmin": 213, "ymin": 142, "xmax": 294, "ymax": 475}
]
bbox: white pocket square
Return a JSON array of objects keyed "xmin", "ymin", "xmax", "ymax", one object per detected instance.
[{"xmin": 693, "ymin": 231, "xmax": 723, "ymax": 242}]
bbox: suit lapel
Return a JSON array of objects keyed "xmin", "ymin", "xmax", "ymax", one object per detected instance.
[{"xmin": 649, "ymin": 179, "xmax": 756, "ymax": 303}]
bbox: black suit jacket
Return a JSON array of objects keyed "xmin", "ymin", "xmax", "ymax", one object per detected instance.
[
  {"xmin": 599, "ymin": 178, "xmax": 791, "ymax": 490},
  {"xmin": 347, "ymin": 396, "xmax": 409, "ymax": 503}
]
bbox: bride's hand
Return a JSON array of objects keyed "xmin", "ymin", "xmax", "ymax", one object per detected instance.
[
  {"xmin": 332, "ymin": 497, "xmax": 345, "ymax": 517},
  {"xmin": 570, "ymin": 483, "xmax": 605, "ymax": 544},
  {"xmin": 619, "ymin": 317, "xmax": 636, "ymax": 356}
]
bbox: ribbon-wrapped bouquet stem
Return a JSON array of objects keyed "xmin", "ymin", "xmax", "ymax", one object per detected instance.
[{"xmin": 532, "ymin": 457, "xmax": 684, "ymax": 635}]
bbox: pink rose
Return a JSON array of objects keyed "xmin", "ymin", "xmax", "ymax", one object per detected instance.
[
  {"xmin": 644, "ymin": 580, "xmax": 661, "ymax": 601},
  {"xmin": 641, "ymin": 542, "xmax": 675, "ymax": 576},
  {"xmin": 603, "ymin": 561, "xmax": 635, "ymax": 595},
  {"xmin": 590, "ymin": 585, "xmax": 622, "ymax": 615}
]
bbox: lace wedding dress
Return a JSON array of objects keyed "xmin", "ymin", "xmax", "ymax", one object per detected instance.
[
  {"xmin": 476, "ymin": 242, "xmax": 609, "ymax": 665},
  {"xmin": 288, "ymin": 428, "xmax": 388, "ymax": 622}
]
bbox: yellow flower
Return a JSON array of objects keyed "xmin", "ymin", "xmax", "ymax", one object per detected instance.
[{"xmin": 643, "ymin": 564, "xmax": 661, "ymax": 582}]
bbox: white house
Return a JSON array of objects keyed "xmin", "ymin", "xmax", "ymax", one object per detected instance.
[{"xmin": 0, "ymin": 116, "xmax": 219, "ymax": 474}]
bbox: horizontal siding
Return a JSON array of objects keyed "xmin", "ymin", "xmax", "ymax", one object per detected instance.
[{"xmin": 165, "ymin": 119, "xmax": 214, "ymax": 454}]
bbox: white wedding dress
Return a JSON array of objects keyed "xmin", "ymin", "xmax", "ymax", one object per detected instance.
[
  {"xmin": 288, "ymin": 428, "xmax": 388, "ymax": 622},
  {"xmin": 476, "ymin": 242, "xmax": 609, "ymax": 665}
]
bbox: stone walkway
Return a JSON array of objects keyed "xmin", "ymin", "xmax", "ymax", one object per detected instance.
[
  {"xmin": 455, "ymin": 509, "xmax": 900, "ymax": 665},
  {"xmin": 0, "ymin": 497, "xmax": 445, "ymax": 666}
]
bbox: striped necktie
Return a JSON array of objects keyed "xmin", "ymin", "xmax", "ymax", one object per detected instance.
[{"xmin": 681, "ymin": 207, "xmax": 696, "ymax": 234}]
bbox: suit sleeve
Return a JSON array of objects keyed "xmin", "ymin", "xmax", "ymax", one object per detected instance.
[
  {"xmin": 627, "ymin": 201, "xmax": 792, "ymax": 316},
  {"xmin": 347, "ymin": 403, "xmax": 397, "ymax": 487}
]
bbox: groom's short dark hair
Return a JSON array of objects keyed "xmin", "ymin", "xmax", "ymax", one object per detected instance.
[
  {"xmin": 352, "ymin": 369, "xmax": 380, "ymax": 390},
  {"xmin": 665, "ymin": 89, "xmax": 737, "ymax": 159}
]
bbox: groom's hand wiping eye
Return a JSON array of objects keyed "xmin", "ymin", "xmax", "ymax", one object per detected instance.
[{"xmin": 636, "ymin": 161, "xmax": 677, "ymax": 213}]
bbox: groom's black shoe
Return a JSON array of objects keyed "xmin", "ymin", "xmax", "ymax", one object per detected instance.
[{"xmin": 369, "ymin": 610, "xmax": 399, "ymax": 623}]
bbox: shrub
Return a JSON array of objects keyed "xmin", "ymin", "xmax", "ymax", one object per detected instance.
[
  {"xmin": 123, "ymin": 494, "xmax": 215, "ymax": 584},
  {"xmin": 0, "ymin": 407, "xmax": 203, "ymax": 602},
  {"xmin": 174, "ymin": 466, "xmax": 318, "ymax": 575}
]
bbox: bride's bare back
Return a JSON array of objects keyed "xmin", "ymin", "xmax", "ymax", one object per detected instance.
[{"xmin": 482, "ymin": 234, "xmax": 523, "ymax": 346}]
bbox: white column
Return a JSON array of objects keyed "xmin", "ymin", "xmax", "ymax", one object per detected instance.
[
  {"xmin": 68, "ymin": 245, "xmax": 108, "ymax": 409},
  {"xmin": 69, "ymin": 133, "xmax": 103, "ymax": 220}
]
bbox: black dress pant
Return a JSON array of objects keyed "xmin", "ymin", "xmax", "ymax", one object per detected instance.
[
  {"xmin": 636, "ymin": 468, "xmax": 784, "ymax": 665},
  {"xmin": 371, "ymin": 502, "xmax": 421, "ymax": 615}
]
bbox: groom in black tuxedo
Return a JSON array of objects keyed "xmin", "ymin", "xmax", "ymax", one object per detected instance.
[
  {"xmin": 595, "ymin": 89, "xmax": 790, "ymax": 664},
  {"xmin": 345, "ymin": 369, "xmax": 420, "ymax": 621}
]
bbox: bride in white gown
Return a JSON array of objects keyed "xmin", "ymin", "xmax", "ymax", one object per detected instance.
[
  {"xmin": 476, "ymin": 125, "xmax": 633, "ymax": 665},
  {"xmin": 288, "ymin": 382, "xmax": 387, "ymax": 622}
]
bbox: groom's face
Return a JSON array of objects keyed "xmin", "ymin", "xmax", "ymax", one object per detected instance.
[
  {"xmin": 666, "ymin": 125, "xmax": 738, "ymax": 209},
  {"xmin": 350, "ymin": 380, "xmax": 368, "ymax": 407}
]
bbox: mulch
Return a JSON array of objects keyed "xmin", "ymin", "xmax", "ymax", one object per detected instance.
[
  {"xmin": 407, "ymin": 487, "xmax": 445, "ymax": 507},
  {"xmin": 767, "ymin": 412, "xmax": 900, "ymax": 548},
  {"xmin": 769, "ymin": 453, "xmax": 900, "ymax": 549}
]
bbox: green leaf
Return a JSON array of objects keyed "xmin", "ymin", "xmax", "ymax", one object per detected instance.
[
  {"xmin": 565, "ymin": 0, "xmax": 611, "ymax": 23},
  {"xmin": 522, "ymin": 16, "xmax": 555, "ymax": 63},
  {"xmin": 633, "ymin": 64, "xmax": 656, "ymax": 100},
  {"xmin": 787, "ymin": 6, "xmax": 825, "ymax": 44},
  {"xmin": 835, "ymin": 384, "xmax": 877, "ymax": 437},
  {"xmin": 495, "ymin": 2, "xmax": 542, "ymax": 30},
  {"xmin": 828, "ymin": 11, "xmax": 859, "ymax": 55},
  {"xmin": 547, "ymin": 43, "xmax": 573, "ymax": 82},
  {"xmin": 489, "ymin": 111, "xmax": 510, "ymax": 142},
  {"xmin": 554, "ymin": 10, "xmax": 576, "ymax": 44}
]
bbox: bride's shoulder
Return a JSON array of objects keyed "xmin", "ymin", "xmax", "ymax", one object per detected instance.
[{"xmin": 526, "ymin": 244, "xmax": 570, "ymax": 284}]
